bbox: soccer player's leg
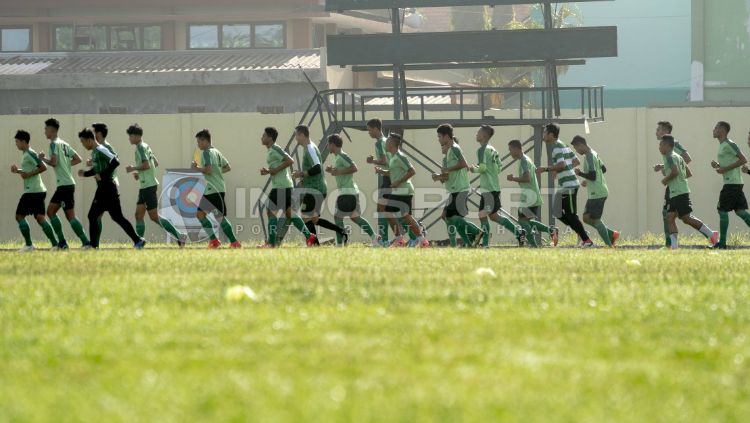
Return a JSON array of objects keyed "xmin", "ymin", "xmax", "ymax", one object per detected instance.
[
  {"xmin": 486, "ymin": 191, "xmax": 524, "ymax": 246},
  {"xmin": 15, "ymin": 195, "xmax": 35, "ymax": 250},
  {"xmin": 143, "ymin": 186, "xmax": 182, "ymax": 243},
  {"xmin": 377, "ymin": 178, "xmax": 391, "ymax": 244},
  {"xmin": 29, "ymin": 193, "xmax": 58, "ymax": 248},
  {"xmin": 47, "ymin": 189, "xmax": 67, "ymax": 248},
  {"xmin": 732, "ymin": 187, "xmax": 750, "ymax": 235},
  {"xmin": 675, "ymin": 194, "xmax": 717, "ymax": 245},
  {"xmin": 478, "ymin": 193, "xmax": 492, "ymax": 247},
  {"xmin": 662, "ymin": 188, "xmax": 672, "ymax": 248},
  {"xmin": 582, "ymin": 198, "xmax": 613, "ymax": 247},
  {"xmin": 197, "ymin": 194, "xmax": 219, "ymax": 247},
  {"xmin": 105, "ymin": 187, "xmax": 143, "ymax": 247},
  {"xmin": 213, "ymin": 193, "xmax": 239, "ymax": 247},
  {"xmin": 561, "ymin": 189, "xmax": 592, "ymax": 246},
  {"xmin": 60, "ymin": 187, "xmax": 89, "ymax": 247},
  {"xmin": 312, "ymin": 192, "xmax": 346, "ymax": 241},
  {"xmin": 87, "ymin": 190, "xmax": 106, "ymax": 249}
]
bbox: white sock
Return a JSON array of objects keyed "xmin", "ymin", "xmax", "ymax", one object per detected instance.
[
  {"xmin": 670, "ymin": 233, "xmax": 679, "ymax": 249},
  {"xmin": 699, "ymin": 224, "xmax": 713, "ymax": 239}
]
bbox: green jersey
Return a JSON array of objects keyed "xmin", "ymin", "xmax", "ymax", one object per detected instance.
[
  {"xmin": 48, "ymin": 137, "xmax": 77, "ymax": 187},
  {"xmin": 673, "ymin": 141, "xmax": 687, "ymax": 156},
  {"xmin": 717, "ymin": 139, "xmax": 743, "ymax": 185},
  {"xmin": 200, "ymin": 147, "xmax": 229, "ymax": 194},
  {"xmin": 388, "ymin": 151, "xmax": 415, "ymax": 195},
  {"xmin": 333, "ymin": 151, "xmax": 359, "ymax": 195},
  {"xmin": 134, "ymin": 141, "xmax": 158, "ymax": 189},
  {"xmin": 96, "ymin": 140, "xmax": 119, "ymax": 186},
  {"xmin": 518, "ymin": 154, "xmax": 542, "ymax": 208},
  {"xmin": 302, "ymin": 143, "xmax": 327, "ymax": 194},
  {"xmin": 374, "ymin": 136, "xmax": 390, "ymax": 171},
  {"xmin": 476, "ymin": 144, "xmax": 502, "ymax": 193},
  {"xmin": 582, "ymin": 149, "xmax": 609, "ymax": 199},
  {"xmin": 662, "ymin": 151, "xmax": 690, "ymax": 198},
  {"xmin": 267, "ymin": 144, "xmax": 294, "ymax": 189},
  {"xmin": 551, "ymin": 140, "xmax": 580, "ymax": 189},
  {"xmin": 444, "ymin": 143, "xmax": 470, "ymax": 193},
  {"xmin": 91, "ymin": 144, "xmax": 118, "ymax": 184},
  {"xmin": 20, "ymin": 148, "xmax": 46, "ymax": 194}
]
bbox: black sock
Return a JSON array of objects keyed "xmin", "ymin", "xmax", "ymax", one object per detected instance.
[
  {"xmin": 566, "ymin": 214, "xmax": 590, "ymax": 242},
  {"xmin": 317, "ymin": 218, "xmax": 345, "ymax": 234},
  {"xmin": 305, "ymin": 220, "xmax": 317, "ymax": 235}
]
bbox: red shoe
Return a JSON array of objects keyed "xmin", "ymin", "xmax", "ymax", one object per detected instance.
[
  {"xmin": 208, "ymin": 239, "xmax": 221, "ymax": 249},
  {"xmin": 306, "ymin": 234, "xmax": 318, "ymax": 247},
  {"xmin": 710, "ymin": 231, "xmax": 719, "ymax": 245},
  {"xmin": 390, "ymin": 237, "xmax": 407, "ymax": 248},
  {"xmin": 551, "ymin": 227, "xmax": 559, "ymax": 247},
  {"xmin": 611, "ymin": 230, "xmax": 620, "ymax": 247},
  {"xmin": 230, "ymin": 241, "xmax": 242, "ymax": 249},
  {"xmin": 419, "ymin": 238, "xmax": 430, "ymax": 248}
]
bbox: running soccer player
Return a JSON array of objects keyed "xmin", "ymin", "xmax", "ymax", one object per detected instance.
[
  {"xmin": 365, "ymin": 118, "xmax": 392, "ymax": 245},
  {"xmin": 37, "ymin": 118, "xmax": 90, "ymax": 249},
  {"xmin": 123, "ymin": 124, "xmax": 186, "ymax": 247},
  {"xmin": 656, "ymin": 121, "xmax": 692, "ymax": 247},
  {"xmin": 89, "ymin": 122, "xmax": 119, "ymax": 247},
  {"xmin": 506, "ymin": 139, "xmax": 556, "ymax": 248},
  {"xmin": 654, "ymin": 135, "xmax": 718, "ymax": 249},
  {"xmin": 571, "ymin": 136, "xmax": 620, "ymax": 247},
  {"xmin": 291, "ymin": 125, "xmax": 346, "ymax": 245},
  {"xmin": 468, "ymin": 124, "xmax": 525, "ymax": 247},
  {"xmin": 709, "ymin": 121, "xmax": 750, "ymax": 249},
  {"xmin": 11, "ymin": 130, "xmax": 59, "ymax": 251},
  {"xmin": 536, "ymin": 123, "xmax": 593, "ymax": 247},
  {"xmin": 432, "ymin": 124, "xmax": 484, "ymax": 248},
  {"xmin": 259, "ymin": 126, "xmax": 316, "ymax": 247},
  {"xmin": 325, "ymin": 133, "xmax": 380, "ymax": 246},
  {"xmin": 191, "ymin": 129, "xmax": 241, "ymax": 249},
  {"xmin": 375, "ymin": 133, "xmax": 428, "ymax": 247},
  {"xmin": 77, "ymin": 128, "xmax": 145, "ymax": 249}
]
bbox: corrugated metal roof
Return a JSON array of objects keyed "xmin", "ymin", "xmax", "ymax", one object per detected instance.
[
  {"xmin": 0, "ymin": 49, "xmax": 321, "ymax": 75},
  {"xmin": 365, "ymin": 95, "xmax": 454, "ymax": 106}
]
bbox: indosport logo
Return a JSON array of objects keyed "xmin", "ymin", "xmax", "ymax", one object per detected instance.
[{"xmin": 159, "ymin": 171, "xmax": 225, "ymax": 243}]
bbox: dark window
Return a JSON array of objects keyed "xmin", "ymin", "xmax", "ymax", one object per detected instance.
[{"xmin": 1, "ymin": 27, "xmax": 32, "ymax": 52}]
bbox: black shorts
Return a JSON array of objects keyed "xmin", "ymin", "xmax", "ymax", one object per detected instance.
[
  {"xmin": 267, "ymin": 188, "xmax": 293, "ymax": 212},
  {"xmin": 384, "ymin": 194, "xmax": 413, "ymax": 216},
  {"xmin": 300, "ymin": 191, "xmax": 326, "ymax": 217},
  {"xmin": 198, "ymin": 192, "xmax": 227, "ymax": 216},
  {"xmin": 90, "ymin": 182, "xmax": 123, "ymax": 214},
  {"xmin": 379, "ymin": 175, "xmax": 392, "ymax": 190},
  {"xmin": 668, "ymin": 193, "xmax": 693, "ymax": 218},
  {"xmin": 584, "ymin": 197, "xmax": 607, "ymax": 220},
  {"xmin": 479, "ymin": 191, "xmax": 501, "ymax": 215},
  {"xmin": 717, "ymin": 184, "xmax": 748, "ymax": 212},
  {"xmin": 552, "ymin": 188, "xmax": 579, "ymax": 219},
  {"xmin": 137, "ymin": 185, "xmax": 159, "ymax": 210},
  {"xmin": 50, "ymin": 185, "xmax": 75, "ymax": 211},
  {"xmin": 518, "ymin": 206, "xmax": 540, "ymax": 220},
  {"xmin": 336, "ymin": 194, "xmax": 360, "ymax": 216},
  {"xmin": 444, "ymin": 192, "xmax": 469, "ymax": 219},
  {"xmin": 663, "ymin": 187, "xmax": 670, "ymax": 210},
  {"xmin": 16, "ymin": 192, "xmax": 46, "ymax": 216}
]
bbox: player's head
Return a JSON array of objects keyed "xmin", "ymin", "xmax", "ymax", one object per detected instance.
[
  {"xmin": 386, "ymin": 132, "xmax": 402, "ymax": 153},
  {"xmin": 714, "ymin": 121, "xmax": 731, "ymax": 140},
  {"xmin": 15, "ymin": 130, "xmax": 31, "ymax": 150},
  {"xmin": 476, "ymin": 125, "xmax": 494, "ymax": 143},
  {"xmin": 437, "ymin": 123, "xmax": 453, "ymax": 146},
  {"xmin": 126, "ymin": 124, "xmax": 143, "ymax": 144},
  {"xmin": 195, "ymin": 129, "xmax": 211, "ymax": 150},
  {"xmin": 656, "ymin": 121, "xmax": 672, "ymax": 139},
  {"xmin": 92, "ymin": 122, "xmax": 108, "ymax": 142},
  {"xmin": 543, "ymin": 123, "xmax": 560, "ymax": 143},
  {"xmin": 328, "ymin": 134, "xmax": 343, "ymax": 154},
  {"xmin": 366, "ymin": 118, "xmax": 382, "ymax": 139},
  {"xmin": 262, "ymin": 127, "xmax": 278, "ymax": 147},
  {"xmin": 507, "ymin": 139, "xmax": 523, "ymax": 159},
  {"xmin": 78, "ymin": 128, "xmax": 97, "ymax": 151},
  {"xmin": 570, "ymin": 135, "xmax": 588, "ymax": 155},
  {"xmin": 44, "ymin": 118, "xmax": 60, "ymax": 140},
  {"xmin": 659, "ymin": 135, "xmax": 675, "ymax": 155},
  {"xmin": 294, "ymin": 125, "xmax": 310, "ymax": 144}
]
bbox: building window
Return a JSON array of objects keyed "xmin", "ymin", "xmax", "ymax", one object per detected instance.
[
  {"xmin": 313, "ymin": 24, "xmax": 326, "ymax": 48},
  {"xmin": 1, "ymin": 27, "xmax": 32, "ymax": 52},
  {"xmin": 188, "ymin": 23, "xmax": 285, "ymax": 49},
  {"xmin": 53, "ymin": 24, "xmax": 162, "ymax": 51}
]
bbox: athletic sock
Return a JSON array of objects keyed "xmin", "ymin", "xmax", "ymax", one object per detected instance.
[
  {"xmin": 292, "ymin": 215, "xmax": 311, "ymax": 238},
  {"xmin": 69, "ymin": 218, "xmax": 89, "ymax": 244},
  {"xmin": 334, "ymin": 217, "xmax": 345, "ymax": 245},
  {"xmin": 135, "ymin": 219, "xmax": 146, "ymax": 238},
  {"xmin": 480, "ymin": 217, "xmax": 491, "ymax": 247},
  {"xmin": 318, "ymin": 218, "xmax": 345, "ymax": 235},
  {"xmin": 158, "ymin": 217, "xmax": 181, "ymax": 240},
  {"xmin": 670, "ymin": 233, "xmax": 679, "ymax": 249},
  {"xmin": 220, "ymin": 218, "xmax": 237, "ymax": 243},
  {"xmin": 94, "ymin": 217, "xmax": 103, "ymax": 246},
  {"xmin": 378, "ymin": 217, "xmax": 389, "ymax": 242},
  {"xmin": 520, "ymin": 221, "xmax": 538, "ymax": 247},
  {"xmin": 397, "ymin": 217, "xmax": 417, "ymax": 240},
  {"xmin": 268, "ymin": 216, "xmax": 278, "ymax": 245},
  {"xmin": 530, "ymin": 220, "xmax": 551, "ymax": 235},
  {"xmin": 200, "ymin": 217, "xmax": 217, "ymax": 241},
  {"xmin": 305, "ymin": 221, "xmax": 317, "ymax": 237},
  {"xmin": 737, "ymin": 209, "xmax": 750, "ymax": 227},
  {"xmin": 446, "ymin": 222, "xmax": 457, "ymax": 247},
  {"xmin": 39, "ymin": 220, "xmax": 58, "ymax": 247},
  {"xmin": 698, "ymin": 224, "xmax": 714, "ymax": 239},
  {"xmin": 594, "ymin": 221, "xmax": 613, "ymax": 247},
  {"xmin": 49, "ymin": 215, "xmax": 66, "ymax": 244},
  {"xmin": 353, "ymin": 217, "xmax": 375, "ymax": 237},
  {"xmin": 662, "ymin": 208, "xmax": 671, "ymax": 247},
  {"xmin": 719, "ymin": 211, "xmax": 729, "ymax": 246},
  {"xmin": 18, "ymin": 219, "xmax": 32, "ymax": 246}
]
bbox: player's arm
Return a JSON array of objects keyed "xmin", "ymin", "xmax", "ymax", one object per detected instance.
[
  {"xmin": 266, "ymin": 153, "xmax": 294, "ymax": 176},
  {"xmin": 192, "ymin": 150, "xmax": 213, "ymax": 175},
  {"xmin": 442, "ymin": 147, "xmax": 467, "ymax": 174},
  {"xmin": 39, "ymin": 151, "xmax": 58, "ymax": 167},
  {"xmin": 508, "ymin": 170, "xmax": 530, "ymax": 183},
  {"xmin": 680, "ymin": 151, "xmax": 692, "ymax": 164},
  {"xmin": 686, "ymin": 165, "xmax": 693, "ymax": 179},
  {"xmin": 329, "ymin": 164, "xmax": 357, "ymax": 176},
  {"xmin": 716, "ymin": 150, "xmax": 747, "ymax": 174},
  {"xmin": 661, "ymin": 164, "xmax": 678, "ymax": 186},
  {"xmin": 70, "ymin": 153, "xmax": 82, "ymax": 167},
  {"xmin": 575, "ymin": 155, "xmax": 597, "ymax": 181},
  {"xmin": 222, "ymin": 163, "xmax": 231, "ymax": 173},
  {"xmin": 391, "ymin": 166, "xmax": 415, "ymax": 188},
  {"xmin": 17, "ymin": 161, "xmax": 47, "ymax": 179},
  {"xmin": 375, "ymin": 167, "xmax": 390, "ymax": 177}
]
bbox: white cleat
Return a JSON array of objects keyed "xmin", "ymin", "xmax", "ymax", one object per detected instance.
[{"xmin": 18, "ymin": 245, "xmax": 35, "ymax": 253}]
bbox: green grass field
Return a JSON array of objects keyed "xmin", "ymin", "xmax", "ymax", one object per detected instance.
[{"xmin": 1, "ymin": 242, "xmax": 749, "ymax": 422}]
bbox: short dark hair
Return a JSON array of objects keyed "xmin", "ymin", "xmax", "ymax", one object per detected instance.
[
  {"xmin": 44, "ymin": 118, "xmax": 60, "ymax": 130},
  {"xmin": 126, "ymin": 124, "xmax": 143, "ymax": 136},
  {"xmin": 195, "ymin": 129, "xmax": 211, "ymax": 141},
  {"xmin": 328, "ymin": 133, "xmax": 343, "ymax": 148},
  {"xmin": 717, "ymin": 121, "xmax": 731, "ymax": 133},
  {"xmin": 437, "ymin": 123, "xmax": 453, "ymax": 138},
  {"xmin": 657, "ymin": 121, "xmax": 673, "ymax": 133},
  {"xmin": 544, "ymin": 123, "xmax": 560, "ymax": 138},
  {"xmin": 366, "ymin": 118, "xmax": 382, "ymax": 131},
  {"xmin": 15, "ymin": 130, "xmax": 30, "ymax": 143},
  {"xmin": 78, "ymin": 128, "xmax": 95, "ymax": 140},
  {"xmin": 479, "ymin": 125, "xmax": 494, "ymax": 139},
  {"xmin": 92, "ymin": 122, "xmax": 108, "ymax": 137},
  {"xmin": 571, "ymin": 135, "xmax": 587, "ymax": 146},
  {"xmin": 387, "ymin": 132, "xmax": 403, "ymax": 148},
  {"xmin": 264, "ymin": 127, "xmax": 279, "ymax": 142},
  {"xmin": 508, "ymin": 139, "xmax": 522, "ymax": 150},
  {"xmin": 661, "ymin": 135, "xmax": 675, "ymax": 148},
  {"xmin": 295, "ymin": 125, "xmax": 310, "ymax": 138}
]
